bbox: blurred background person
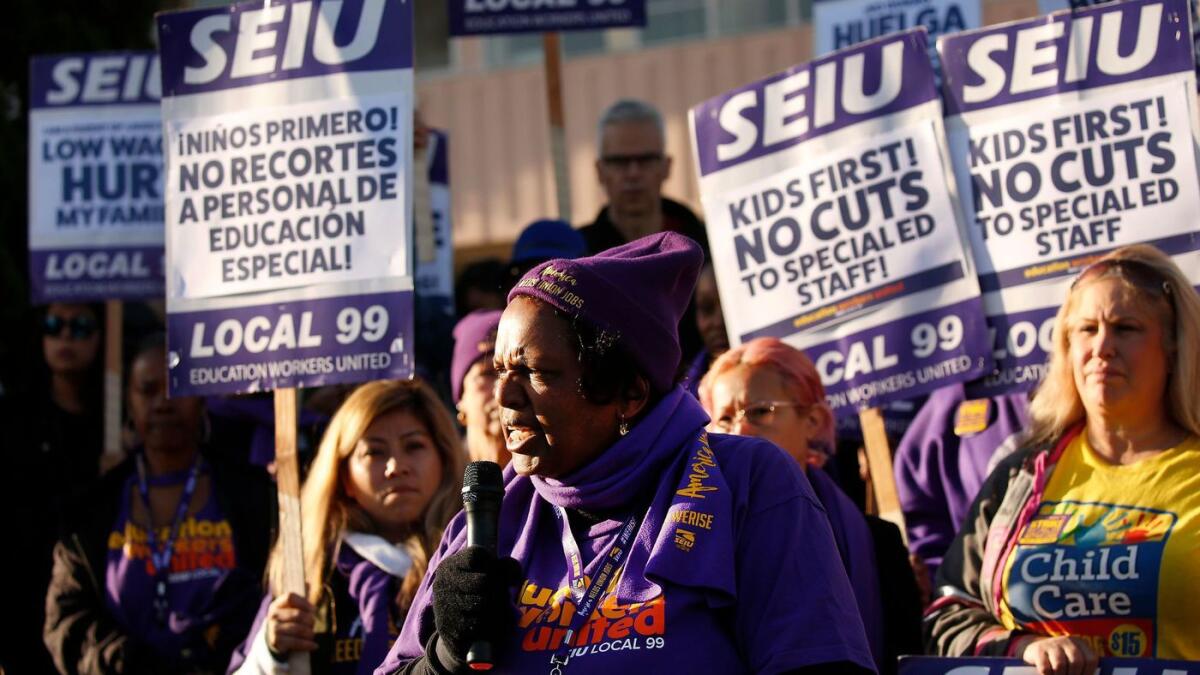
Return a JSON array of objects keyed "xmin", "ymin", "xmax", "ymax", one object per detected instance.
[
  {"xmin": 927, "ymin": 244, "xmax": 1200, "ymax": 671},
  {"xmin": 231, "ymin": 379, "xmax": 465, "ymax": 674},
  {"xmin": 44, "ymin": 334, "xmax": 273, "ymax": 674},
  {"xmin": 893, "ymin": 383, "xmax": 1029, "ymax": 584},
  {"xmin": 1, "ymin": 303, "xmax": 104, "ymax": 674},
  {"xmin": 680, "ymin": 262, "xmax": 729, "ymax": 397},
  {"xmin": 700, "ymin": 337, "xmax": 923, "ymax": 674},
  {"xmin": 454, "ymin": 259, "xmax": 507, "ymax": 320},
  {"xmin": 583, "ymin": 98, "xmax": 707, "ymax": 363},
  {"xmin": 379, "ymin": 233, "xmax": 873, "ymax": 674},
  {"xmin": 450, "ymin": 310, "xmax": 508, "ymax": 466},
  {"xmin": 581, "ymin": 99, "xmax": 705, "ymax": 254}
]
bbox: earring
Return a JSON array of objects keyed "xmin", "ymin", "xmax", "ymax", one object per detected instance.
[
  {"xmin": 618, "ymin": 414, "xmax": 629, "ymax": 436},
  {"xmin": 456, "ymin": 409, "xmax": 467, "ymax": 426}
]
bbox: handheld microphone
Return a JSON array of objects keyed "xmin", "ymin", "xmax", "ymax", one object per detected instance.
[{"xmin": 462, "ymin": 461, "xmax": 505, "ymax": 671}]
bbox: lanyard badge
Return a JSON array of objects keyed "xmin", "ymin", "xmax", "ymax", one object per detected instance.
[
  {"xmin": 546, "ymin": 506, "xmax": 640, "ymax": 675},
  {"xmin": 135, "ymin": 453, "xmax": 203, "ymax": 625}
]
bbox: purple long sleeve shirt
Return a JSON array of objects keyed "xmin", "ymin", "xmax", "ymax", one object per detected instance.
[{"xmin": 892, "ymin": 383, "xmax": 1029, "ymax": 578}]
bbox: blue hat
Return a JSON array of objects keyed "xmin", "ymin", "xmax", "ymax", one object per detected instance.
[{"xmin": 511, "ymin": 219, "xmax": 587, "ymax": 265}]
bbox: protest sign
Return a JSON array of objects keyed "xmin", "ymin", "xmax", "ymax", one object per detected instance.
[
  {"xmin": 447, "ymin": 0, "xmax": 645, "ymax": 36},
  {"xmin": 28, "ymin": 52, "xmax": 165, "ymax": 303},
  {"xmin": 899, "ymin": 656, "xmax": 1200, "ymax": 674},
  {"xmin": 415, "ymin": 130, "xmax": 454, "ymax": 311},
  {"xmin": 812, "ymin": 0, "xmax": 981, "ymax": 85},
  {"xmin": 939, "ymin": 0, "xmax": 1200, "ymax": 395},
  {"xmin": 158, "ymin": 0, "xmax": 415, "ymax": 398},
  {"xmin": 690, "ymin": 30, "xmax": 992, "ymax": 416}
]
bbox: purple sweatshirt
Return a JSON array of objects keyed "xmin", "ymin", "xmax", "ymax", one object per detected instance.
[
  {"xmin": 376, "ymin": 387, "xmax": 875, "ymax": 674},
  {"xmin": 892, "ymin": 383, "xmax": 1030, "ymax": 577}
]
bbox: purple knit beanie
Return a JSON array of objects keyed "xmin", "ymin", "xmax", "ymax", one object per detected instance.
[
  {"xmin": 507, "ymin": 231, "xmax": 703, "ymax": 393},
  {"xmin": 450, "ymin": 310, "xmax": 502, "ymax": 403}
]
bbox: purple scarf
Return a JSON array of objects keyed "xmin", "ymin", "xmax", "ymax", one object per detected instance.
[{"xmin": 337, "ymin": 546, "xmax": 401, "ymax": 675}]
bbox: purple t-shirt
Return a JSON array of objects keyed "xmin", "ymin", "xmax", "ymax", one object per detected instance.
[
  {"xmin": 892, "ymin": 382, "xmax": 1030, "ymax": 577},
  {"xmin": 105, "ymin": 468, "xmax": 239, "ymax": 659},
  {"xmin": 376, "ymin": 387, "xmax": 874, "ymax": 674}
]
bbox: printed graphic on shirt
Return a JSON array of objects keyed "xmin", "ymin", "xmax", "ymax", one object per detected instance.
[
  {"xmin": 676, "ymin": 433, "xmax": 718, "ymax": 500},
  {"xmin": 516, "ymin": 578, "xmax": 667, "ymax": 660},
  {"xmin": 1005, "ymin": 499, "xmax": 1176, "ymax": 657},
  {"xmin": 108, "ymin": 516, "xmax": 237, "ymax": 580}
]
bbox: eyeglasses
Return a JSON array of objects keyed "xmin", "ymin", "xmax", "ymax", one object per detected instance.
[
  {"xmin": 711, "ymin": 400, "xmax": 807, "ymax": 433},
  {"xmin": 43, "ymin": 314, "xmax": 98, "ymax": 340},
  {"xmin": 599, "ymin": 153, "xmax": 665, "ymax": 171}
]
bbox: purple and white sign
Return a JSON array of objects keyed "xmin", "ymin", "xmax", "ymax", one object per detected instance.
[
  {"xmin": 812, "ymin": 0, "xmax": 981, "ymax": 86},
  {"xmin": 898, "ymin": 656, "xmax": 1200, "ymax": 674},
  {"xmin": 28, "ymin": 52, "xmax": 165, "ymax": 303},
  {"xmin": 447, "ymin": 0, "xmax": 645, "ymax": 36},
  {"xmin": 938, "ymin": 0, "xmax": 1200, "ymax": 395},
  {"xmin": 689, "ymin": 30, "xmax": 991, "ymax": 414},
  {"xmin": 157, "ymin": 0, "xmax": 415, "ymax": 397}
]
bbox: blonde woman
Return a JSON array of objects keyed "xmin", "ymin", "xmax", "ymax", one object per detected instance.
[
  {"xmin": 231, "ymin": 380, "xmax": 465, "ymax": 675},
  {"xmin": 927, "ymin": 244, "xmax": 1200, "ymax": 673}
]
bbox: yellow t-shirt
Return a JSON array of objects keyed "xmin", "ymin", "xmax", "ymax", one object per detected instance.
[{"xmin": 999, "ymin": 433, "xmax": 1200, "ymax": 658}]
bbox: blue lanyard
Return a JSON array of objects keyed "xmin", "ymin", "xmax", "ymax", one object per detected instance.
[
  {"xmin": 546, "ymin": 505, "xmax": 640, "ymax": 675},
  {"xmin": 135, "ymin": 453, "xmax": 202, "ymax": 625}
]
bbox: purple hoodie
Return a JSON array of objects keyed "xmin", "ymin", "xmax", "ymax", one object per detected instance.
[
  {"xmin": 893, "ymin": 383, "xmax": 1030, "ymax": 577},
  {"xmin": 376, "ymin": 387, "xmax": 875, "ymax": 674}
]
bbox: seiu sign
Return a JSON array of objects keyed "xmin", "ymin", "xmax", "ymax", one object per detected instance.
[
  {"xmin": 157, "ymin": 0, "xmax": 412, "ymax": 97},
  {"xmin": 30, "ymin": 53, "xmax": 160, "ymax": 109}
]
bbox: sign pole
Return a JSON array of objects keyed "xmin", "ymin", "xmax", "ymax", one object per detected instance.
[
  {"xmin": 273, "ymin": 387, "xmax": 310, "ymax": 675},
  {"xmin": 858, "ymin": 406, "xmax": 906, "ymax": 540},
  {"xmin": 541, "ymin": 32, "xmax": 572, "ymax": 221},
  {"xmin": 101, "ymin": 300, "xmax": 124, "ymax": 473}
]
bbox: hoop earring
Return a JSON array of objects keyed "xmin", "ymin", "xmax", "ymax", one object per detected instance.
[{"xmin": 618, "ymin": 414, "xmax": 629, "ymax": 437}]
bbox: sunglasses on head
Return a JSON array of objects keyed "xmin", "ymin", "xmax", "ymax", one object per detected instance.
[
  {"xmin": 1070, "ymin": 258, "xmax": 1174, "ymax": 300},
  {"xmin": 43, "ymin": 314, "xmax": 98, "ymax": 340}
]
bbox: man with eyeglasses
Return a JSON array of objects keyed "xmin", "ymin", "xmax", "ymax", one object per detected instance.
[
  {"xmin": 582, "ymin": 99, "xmax": 709, "ymax": 363},
  {"xmin": 582, "ymin": 99, "xmax": 707, "ymax": 256}
]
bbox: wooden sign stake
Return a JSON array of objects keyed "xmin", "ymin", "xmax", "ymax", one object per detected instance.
[
  {"xmin": 542, "ymin": 32, "xmax": 572, "ymax": 221},
  {"xmin": 101, "ymin": 300, "xmax": 124, "ymax": 473},
  {"xmin": 858, "ymin": 406, "xmax": 907, "ymax": 543},
  {"xmin": 274, "ymin": 387, "xmax": 310, "ymax": 675}
]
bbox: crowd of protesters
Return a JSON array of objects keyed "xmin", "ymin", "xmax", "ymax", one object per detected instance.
[{"xmin": 2, "ymin": 98, "xmax": 1198, "ymax": 675}]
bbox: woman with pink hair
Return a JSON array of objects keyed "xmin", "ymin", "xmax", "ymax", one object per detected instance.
[{"xmin": 700, "ymin": 337, "xmax": 922, "ymax": 674}]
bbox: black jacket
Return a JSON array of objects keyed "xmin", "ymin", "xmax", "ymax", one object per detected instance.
[{"xmin": 44, "ymin": 454, "xmax": 275, "ymax": 675}]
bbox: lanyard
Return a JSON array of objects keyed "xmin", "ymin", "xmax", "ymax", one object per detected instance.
[
  {"xmin": 135, "ymin": 453, "xmax": 202, "ymax": 624},
  {"xmin": 546, "ymin": 505, "xmax": 640, "ymax": 675}
]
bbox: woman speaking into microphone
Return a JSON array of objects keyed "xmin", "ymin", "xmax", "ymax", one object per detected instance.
[{"xmin": 376, "ymin": 232, "xmax": 874, "ymax": 674}]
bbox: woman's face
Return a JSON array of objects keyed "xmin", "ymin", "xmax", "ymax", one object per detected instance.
[
  {"xmin": 128, "ymin": 347, "xmax": 203, "ymax": 453},
  {"xmin": 1069, "ymin": 277, "xmax": 1172, "ymax": 424},
  {"xmin": 43, "ymin": 304, "xmax": 101, "ymax": 375},
  {"xmin": 705, "ymin": 363, "xmax": 819, "ymax": 467},
  {"xmin": 494, "ymin": 298, "xmax": 621, "ymax": 478},
  {"xmin": 458, "ymin": 359, "xmax": 509, "ymax": 465},
  {"xmin": 343, "ymin": 409, "xmax": 443, "ymax": 539},
  {"xmin": 694, "ymin": 268, "xmax": 729, "ymax": 358}
]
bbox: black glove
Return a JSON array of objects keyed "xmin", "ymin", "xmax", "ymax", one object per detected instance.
[{"xmin": 431, "ymin": 546, "xmax": 523, "ymax": 659}]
